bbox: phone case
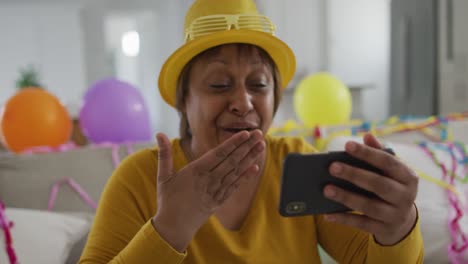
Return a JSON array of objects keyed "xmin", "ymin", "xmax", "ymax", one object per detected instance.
[{"xmin": 279, "ymin": 148, "xmax": 395, "ymax": 217}]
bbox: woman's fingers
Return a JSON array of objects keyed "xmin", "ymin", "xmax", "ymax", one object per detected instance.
[
  {"xmin": 345, "ymin": 140, "xmax": 418, "ymax": 186},
  {"xmin": 208, "ymin": 140, "xmax": 264, "ymax": 194},
  {"xmin": 329, "ymin": 162, "xmax": 405, "ymax": 204},
  {"xmin": 154, "ymin": 129, "xmax": 266, "ymax": 242},
  {"xmin": 232, "ymin": 141, "xmax": 265, "ymax": 182},
  {"xmin": 323, "ymin": 185, "xmax": 396, "ymax": 223},
  {"xmin": 342, "ymin": 137, "xmax": 419, "ymax": 206},
  {"xmin": 214, "ymin": 164, "xmax": 259, "ymax": 203},
  {"xmin": 362, "ymin": 133, "xmax": 384, "ymax": 149},
  {"xmin": 324, "ymin": 204, "xmax": 418, "ymax": 246},
  {"xmin": 156, "ymin": 133, "xmax": 174, "ymax": 184},
  {"xmin": 321, "ymin": 134, "xmax": 419, "ymax": 245},
  {"xmin": 213, "ymin": 140, "xmax": 265, "ymax": 194},
  {"xmin": 180, "ymin": 129, "xmax": 265, "ymax": 210},
  {"xmin": 324, "ymin": 212, "xmax": 385, "ymax": 236},
  {"xmin": 194, "ymin": 130, "xmax": 257, "ymax": 171},
  {"xmin": 205, "ymin": 130, "xmax": 264, "ymax": 195}
]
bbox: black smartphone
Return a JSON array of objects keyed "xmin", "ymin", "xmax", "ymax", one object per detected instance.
[{"xmin": 279, "ymin": 148, "xmax": 395, "ymax": 217}]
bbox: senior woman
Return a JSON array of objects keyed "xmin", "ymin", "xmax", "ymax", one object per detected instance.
[{"xmin": 80, "ymin": 0, "xmax": 424, "ymax": 263}]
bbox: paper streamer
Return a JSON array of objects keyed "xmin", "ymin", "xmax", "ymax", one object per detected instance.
[
  {"xmin": 0, "ymin": 201, "xmax": 18, "ymax": 264},
  {"xmin": 1, "ymin": 138, "xmax": 144, "ymax": 262},
  {"xmin": 46, "ymin": 142, "xmax": 138, "ymax": 212},
  {"xmin": 269, "ymin": 114, "xmax": 468, "ymax": 193},
  {"xmin": 19, "ymin": 141, "xmax": 143, "ymax": 168},
  {"xmin": 270, "ymin": 113, "xmax": 468, "ymax": 146},
  {"xmin": 47, "ymin": 178, "xmax": 98, "ymax": 211},
  {"xmin": 271, "ymin": 114, "xmax": 468, "ymax": 263},
  {"xmin": 419, "ymin": 143, "xmax": 468, "ymax": 264}
]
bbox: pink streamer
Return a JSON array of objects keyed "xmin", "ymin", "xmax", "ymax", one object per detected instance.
[
  {"xmin": 1, "ymin": 142, "xmax": 140, "ymax": 263},
  {"xmin": 111, "ymin": 145, "xmax": 120, "ymax": 168},
  {"xmin": 420, "ymin": 143, "xmax": 468, "ymax": 263},
  {"xmin": 21, "ymin": 142, "xmax": 78, "ymax": 154},
  {"xmin": 89, "ymin": 143, "xmax": 122, "ymax": 168},
  {"xmin": 125, "ymin": 142, "xmax": 135, "ymax": 156},
  {"xmin": 0, "ymin": 201, "xmax": 18, "ymax": 264},
  {"xmin": 25, "ymin": 142, "xmax": 141, "ymax": 212},
  {"xmin": 446, "ymin": 144, "xmax": 468, "ymax": 260},
  {"xmin": 89, "ymin": 141, "xmax": 138, "ymax": 167},
  {"xmin": 47, "ymin": 178, "xmax": 97, "ymax": 211},
  {"xmin": 19, "ymin": 141, "xmax": 143, "ymax": 169}
]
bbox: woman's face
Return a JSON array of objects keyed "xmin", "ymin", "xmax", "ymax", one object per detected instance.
[{"xmin": 183, "ymin": 44, "xmax": 275, "ymax": 156}]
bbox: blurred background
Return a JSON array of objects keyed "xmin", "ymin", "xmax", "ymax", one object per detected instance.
[
  {"xmin": 0, "ymin": 0, "xmax": 467, "ymax": 143},
  {"xmin": 2, "ymin": 3, "xmax": 468, "ymax": 263}
]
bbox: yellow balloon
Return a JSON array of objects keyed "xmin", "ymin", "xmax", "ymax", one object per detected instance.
[{"xmin": 293, "ymin": 72, "xmax": 352, "ymax": 126}]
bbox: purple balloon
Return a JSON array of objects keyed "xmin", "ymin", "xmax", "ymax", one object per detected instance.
[{"xmin": 79, "ymin": 78, "xmax": 152, "ymax": 143}]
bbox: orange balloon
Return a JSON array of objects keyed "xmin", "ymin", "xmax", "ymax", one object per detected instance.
[{"xmin": 1, "ymin": 88, "xmax": 72, "ymax": 153}]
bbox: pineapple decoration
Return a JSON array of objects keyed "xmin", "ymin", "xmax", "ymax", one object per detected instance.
[
  {"xmin": 15, "ymin": 66, "xmax": 45, "ymax": 90},
  {"xmin": 0, "ymin": 66, "xmax": 73, "ymax": 153}
]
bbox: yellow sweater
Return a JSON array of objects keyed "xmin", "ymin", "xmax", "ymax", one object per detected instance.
[{"xmin": 80, "ymin": 136, "xmax": 424, "ymax": 263}]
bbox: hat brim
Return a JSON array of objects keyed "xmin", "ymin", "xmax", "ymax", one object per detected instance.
[{"xmin": 158, "ymin": 29, "xmax": 296, "ymax": 107}]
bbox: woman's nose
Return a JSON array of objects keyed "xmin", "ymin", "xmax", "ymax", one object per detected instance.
[{"xmin": 229, "ymin": 85, "xmax": 253, "ymax": 116}]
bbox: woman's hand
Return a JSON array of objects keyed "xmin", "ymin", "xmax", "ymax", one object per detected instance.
[
  {"xmin": 323, "ymin": 133, "xmax": 419, "ymax": 246},
  {"xmin": 152, "ymin": 130, "xmax": 264, "ymax": 252}
]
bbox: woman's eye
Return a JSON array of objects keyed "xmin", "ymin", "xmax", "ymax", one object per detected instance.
[
  {"xmin": 210, "ymin": 84, "xmax": 230, "ymax": 89},
  {"xmin": 251, "ymin": 83, "xmax": 267, "ymax": 89}
]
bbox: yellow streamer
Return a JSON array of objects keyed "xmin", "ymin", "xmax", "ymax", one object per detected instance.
[
  {"xmin": 269, "ymin": 114, "xmax": 468, "ymax": 196},
  {"xmin": 412, "ymin": 168, "xmax": 461, "ymax": 197}
]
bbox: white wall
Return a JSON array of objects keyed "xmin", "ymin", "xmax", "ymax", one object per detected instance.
[
  {"xmin": 150, "ymin": 0, "xmax": 192, "ymax": 138},
  {"xmin": 327, "ymin": 0, "xmax": 391, "ymax": 120},
  {"xmin": 256, "ymin": 0, "xmax": 325, "ymax": 126},
  {"xmin": 0, "ymin": 3, "xmax": 86, "ymax": 116},
  {"xmin": 258, "ymin": 0, "xmax": 391, "ymax": 124},
  {"xmin": 79, "ymin": 1, "xmax": 192, "ymax": 139},
  {"xmin": 0, "ymin": 0, "xmax": 391, "ymax": 139},
  {"xmin": 256, "ymin": 0, "xmax": 325, "ymax": 81},
  {"xmin": 80, "ymin": 4, "xmax": 113, "ymax": 90}
]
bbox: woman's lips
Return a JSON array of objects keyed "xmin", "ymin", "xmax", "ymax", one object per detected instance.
[
  {"xmin": 219, "ymin": 127, "xmax": 258, "ymax": 139},
  {"xmin": 220, "ymin": 122, "xmax": 258, "ymax": 132},
  {"xmin": 223, "ymin": 128, "xmax": 255, "ymax": 133},
  {"xmin": 218, "ymin": 121, "xmax": 260, "ymax": 140}
]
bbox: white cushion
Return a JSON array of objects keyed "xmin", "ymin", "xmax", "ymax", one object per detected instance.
[
  {"xmin": 324, "ymin": 136, "xmax": 468, "ymax": 263},
  {"xmin": 0, "ymin": 208, "xmax": 91, "ymax": 264}
]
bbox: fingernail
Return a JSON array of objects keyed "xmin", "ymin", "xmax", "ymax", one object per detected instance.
[
  {"xmin": 255, "ymin": 141, "xmax": 265, "ymax": 152},
  {"xmin": 324, "ymin": 187, "xmax": 336, "ymax": 198},
  {"xmin": 241, "ymin": 132, "xmax": 250, "ymax": 140},
  {"xmin": 325, "ymin": 215, "xmax": 336, "ymax": 222},
  {"xmin": 331, "ymin": 163, "xmax": 342, "ymax": 175},
  {"xmin": 347, "ymin": 142, "xmax": 357, "ymax": 152},
  {"xmin": 253, "ymin": 130, "xmax": 263, "ymax": 140},
  {"xmin": 253, "ymin": 164, "xmax": 259, "ymax": 172},
  {"xmin": 156, "ymin": 134, "xmax": 162, "ymax": 146}
]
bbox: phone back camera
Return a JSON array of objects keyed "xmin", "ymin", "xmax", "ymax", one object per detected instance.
[{"xmin": 286, "ymin": 201, "xmax": 307, "ymax": 214}]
